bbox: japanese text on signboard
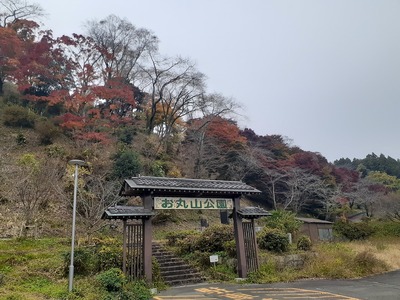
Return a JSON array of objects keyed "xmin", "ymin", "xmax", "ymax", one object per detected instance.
[{"xmin": 154, "ymin": 197, "xmax": 233, "ymax": 210}]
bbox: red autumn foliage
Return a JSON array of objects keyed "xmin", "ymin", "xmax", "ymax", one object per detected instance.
[
  {"xmin": 76, "ymin": 132, "xmax": 111, "ymax": 144},
  {"xmin": 205, "ymin": 117, "xmax": 247, "ymax": 146},
  {"xmin": 289, "ymin": 151, "xmax": 328, "ymax": 176},
  {"xmin": 56, "ymin": 113, "xmax": 86, "ymax": 130}
]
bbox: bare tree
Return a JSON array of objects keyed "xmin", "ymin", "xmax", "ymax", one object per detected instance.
[
  {"xmin": 380, "ymin": 192, "xmax": 400, "ymax": 221},
  {"xmin": 262, "ymin": 166, "xmax": 287, "ymax": 210},
  {"xmin": 0, "ymin": 0, "xmax": 44, "ymax": 27},
  {"xmin": 76, "ymin": 173, "xmax": 122, "ymax": 237},
  {"xmin": 7, "ymin": 156, "xmax": 63, "ymax": 237},
  {"xmin": 86, "ymin": 14, "xmax": 158, "ymax": 83},
  {"xmin": 185, "ymin": 94, "xmax": 241, "ymax": 178},
  {"xmin": 281, "ymin": 167, "xmax": 331, "ymax": 213},
  {"xmin": 138, "ymin": 53, "xmax": 205, "ymax": 136},
  {"xmin": 350, "ymin": 177, "xmax": 385, "ymax": 217}
]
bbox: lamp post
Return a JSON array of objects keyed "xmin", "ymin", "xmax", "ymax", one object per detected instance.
[{"xmin": 68, "ymin": 159, "xmax": 86, "ymax": 292}]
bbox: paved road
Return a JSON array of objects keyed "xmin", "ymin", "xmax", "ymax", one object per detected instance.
[{"xmin": 153, "ymin": 270, "xmax": 400, "ymax": 300}]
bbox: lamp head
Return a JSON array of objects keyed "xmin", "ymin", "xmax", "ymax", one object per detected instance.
[{"xmin": 68, "ymin": 159, "xmax": 86, "ymax": 166}]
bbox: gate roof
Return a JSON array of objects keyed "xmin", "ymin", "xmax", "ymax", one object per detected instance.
[
  {"xmin": 119, "ymin": 176, "xmax": 261, "ymax": 197},
  {"xmin": 102, "ymin": 206, "xmax": 154, "ymax": 220}
]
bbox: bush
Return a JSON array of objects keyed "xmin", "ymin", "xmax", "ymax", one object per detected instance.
[
  {"xmin": 152, "ymin": 211, "xmax": 179, "ymax": 225},
  {"xmin": 258, "ymin": 228, "xmax": 289, "ymax": 253},
  {"xmin": 62, "ymin": 248, "xmax": 94, "ymax": 276},
  {"xmin": 369, "ymin": 220, "xmax": 400, "ymax": 237},
  {"xmin": 35, "ymin": 119, "xmax": 60, "ymax": 145},
  {"xmin": 124, "ymin": 281, "xmax": 152, "ymax": 300},
  {"xmin": 45, "ymin": 144, "xmax": 66, "ymax": 158},
  {"xmin": 333, "ymin": 220, "xmax": 374, "ymax": 241},
  {"xmin": 297, "ymin": 236, "xmax": 312, "ymax": 251},
  {"xmin": 261, "ymin": 210, "xmax": 301, "ymax": 235},
  {"xmin": 176, "ymin": 235, "xmax": 200, "ymax": 255},
  {"xmin": 194, "ymin": 225, "xmax": 234, "ymax": 253},
  {"xmin": 93, "ymin": 237, "xmax": 123, "ymax": 271},
  {"xmin": 112, "ymin": 149, "xmax": 142, "ymax": 179},
  {"xmin": 3, "ymin": 105, "xmax": 36, "ymax": 128},
  {"xmin": 223, "ymin": 240, "xmax": 237, "ymax": 258},
  {"xmin": 165, "ymin": 230, "xmax": 199, "ymax": 246},
  {"xmin": 352, "ymin": 251, "xmax": 388, "ymax": 276},
  {"xmin": 96, "ymin": 268, "xmax": 126, "ymax": 292},
  {"xmin": 16, "ymin": 132, "xmax": 27, "ymax": 145},
  {"xmin": 150, "ymin": 161, "xmax": 166, "ymax": 177}
]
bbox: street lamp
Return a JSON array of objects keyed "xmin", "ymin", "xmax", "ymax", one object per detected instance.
[{"xmin": 68, "ymin": 159, "xmax": 86, "ymax": 292}]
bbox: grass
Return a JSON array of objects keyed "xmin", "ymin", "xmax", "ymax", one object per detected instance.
[
  {"xmin": 0, "ymin": 234, "xmax": 399, "ymax": 298},
  {"xmin": 0, "ymin": 238, "xmax": 102, "ymax": 299},
  {"xmin": 346, "ymin": 237, "xmax": 400, "ymax": 270},
  {"xmin": 244, "ymin": 238, "xmax": 395, "ymax": 284}
]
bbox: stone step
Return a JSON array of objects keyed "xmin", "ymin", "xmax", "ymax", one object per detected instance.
[
  {"xmin": 152, "ymin": 242, "xmax": 205, "ymax": 286},
  {"xmin": 159, "ymin": 265, "xmax": 198, "ymax": 273},
  {"xmin": 161, "ymin": 272, "xmax": 202, "ymax": 282}
]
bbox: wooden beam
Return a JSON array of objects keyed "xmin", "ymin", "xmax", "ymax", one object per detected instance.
[
  {"xmin": 142, "ymin": 194, "xmax": 153, "ymax": 282},
  {"xmin": 122, "ymin": 219, "xmax": 127, "ymax": 275},
  {"xmin": 233, "ymin": 196, "xmax": 247, "ymax": 278}
]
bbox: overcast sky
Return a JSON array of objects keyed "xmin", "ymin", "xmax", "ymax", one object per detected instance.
[{"xmin": 33, "ymin": 0, "xmax": 400, "ymax": 162}]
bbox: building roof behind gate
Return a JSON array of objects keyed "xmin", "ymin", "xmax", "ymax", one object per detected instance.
[{"xmin": 119, "ymin": 176, "xmax": 261, "ymax": 197}]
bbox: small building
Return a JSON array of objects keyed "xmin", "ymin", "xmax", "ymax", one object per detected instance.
[{"xmin": 296, "ymin": 217, "xmax": 333, "ymax": 242}]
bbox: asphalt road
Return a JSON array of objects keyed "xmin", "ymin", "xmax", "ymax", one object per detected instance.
[{"xmin": 153, "ymin": 270, "xmax": 400, "ymax": 300}]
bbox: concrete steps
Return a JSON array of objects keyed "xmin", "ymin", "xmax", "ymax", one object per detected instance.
[{"xmin": 152, "ymin": 242, "xmax": 205, "ymax": 286}]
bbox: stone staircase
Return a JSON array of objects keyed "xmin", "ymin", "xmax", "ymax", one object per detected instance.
[{"xmin": 152, "ymin": 242, "xmax": 205, "ymax": 286}]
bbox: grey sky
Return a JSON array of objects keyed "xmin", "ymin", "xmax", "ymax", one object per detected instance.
[{"xmin": 34, "ymin": 0, "xmax": 400, "ymax": 162}]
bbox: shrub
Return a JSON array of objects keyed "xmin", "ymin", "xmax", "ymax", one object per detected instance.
[
  {"xmin": 45, "ymin": 144, "xmax": 66, "ymax": 158},
  {"xmin": 261, "ymin": 210, "xmax": 302, "ymax": 235},
  {"xmin": 247, "ymin": 260, "xmax": 279, "ymax": 283},
  {"xmin": 150, "ymin": 161, "xmax": 166, "ymax": 177},
  {"xmin": 112, "ymin": 149, "xmax": 142, "ymax": 179},
  {"xmin": 2, "ymin": 82, "xmax": 21, "ymax": 105},
  {"xmin": 333, "ymin": 220, "xmax": 374, "ymax": 241},
  {"xmin": 297, "ymin": 236, "xmax": 312, "ymax": 251},
  {"xmin": 352, "ymin": 251, "xmax": 388, "ymax": 276},
  {"xmin": 3, "ymin": 105, "xmax": 36, "ymax": 128},
  {"xmin": 96, "ymin": 268, "xmax": 126, "ymax": 292},
  {"xmin": 93, "ymin": 237, "xmax": 123, "ymax": 271},
  {"xmin": 16, "ymin": 132, "xmax": 27, "ymax": 145},
  {"xmin": 165, "ymin": 230, "xmax": 199, "ymax": 246},
  {"xmin": 62, "ymin": 248, "xmax": 94, "ymax": 276},
  {"xmin": 195, "ymin": 225, "xmax": 234, "ymax": 253},
  {"xmin": 369, "ymin": 220, "xmax": 400, "ymax": 237},
  {"xmin": 123, "ymin": 280, "xmax": 152, "ymax": 300},
  {"xmin": 116, "ymin": 126, "xmax": 137, "ymax": 145},
  {"xmin": 152, "ymin": 211, "xmax": 179, "ymax": 225},
  {"xmin": 258, "ymin": 228, "xmax": 289, "ymax": 253},
  {"xmin": 223, "ymin": 240, "xmax": 237, "ymax": 258},
  {"xmin": 35, "ymin": 119, "xmax": 60, "ymax": 145},
  {"xmin": 176, "ymin": 235, "xmax": 200, "ymax": 255}
]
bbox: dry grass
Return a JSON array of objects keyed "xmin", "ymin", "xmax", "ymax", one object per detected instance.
[{"xmin": 347, "ymin": 237, "xmax": 400, "ymax": 270}]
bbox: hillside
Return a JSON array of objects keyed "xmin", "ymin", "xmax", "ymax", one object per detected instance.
[{"xmin": 1, "ymin": 5, "xmax": 400, "ymax": 239}]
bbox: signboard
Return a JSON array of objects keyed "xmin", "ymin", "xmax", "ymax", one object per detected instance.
[
  {"xmin": 209, "ymin": 255, "xmax": 219, "ymax": 263},
  {"xmin": 154, "ymin": 197, "xmax": 233, "ymax": 210}
]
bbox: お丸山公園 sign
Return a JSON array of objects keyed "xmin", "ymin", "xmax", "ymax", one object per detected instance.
[{"xmin": 154, "ymin": 197, "xmax": 233, "ymax": 210}]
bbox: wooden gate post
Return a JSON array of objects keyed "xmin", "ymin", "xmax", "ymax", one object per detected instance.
[
  {"xmin": 143, "ymin": 194, "xmax": 153, "ymax": 282},
  {"xmin": 233, "ymin": 196, "xmax": 247, "ymax": 278},
  {"xmin": 122, "ymin": 219, "xmax": 127, "ymax": 274}
]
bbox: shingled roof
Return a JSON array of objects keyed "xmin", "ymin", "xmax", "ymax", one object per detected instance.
[
  {"xmin": 119, "ymin": 176, "xmax": 261, "ymax": 197},
  {"xmin": 237, "ymin": 207, "xmax": 271, "ymax": 219},
  {"xmin": 102, "ymin": 206, "xmax": 154, "ymax": 220}
]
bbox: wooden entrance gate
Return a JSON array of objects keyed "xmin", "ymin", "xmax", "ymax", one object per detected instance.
[{"xmin": 103, "ymin": 176, "xmax": 266, "ymax": 282}]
